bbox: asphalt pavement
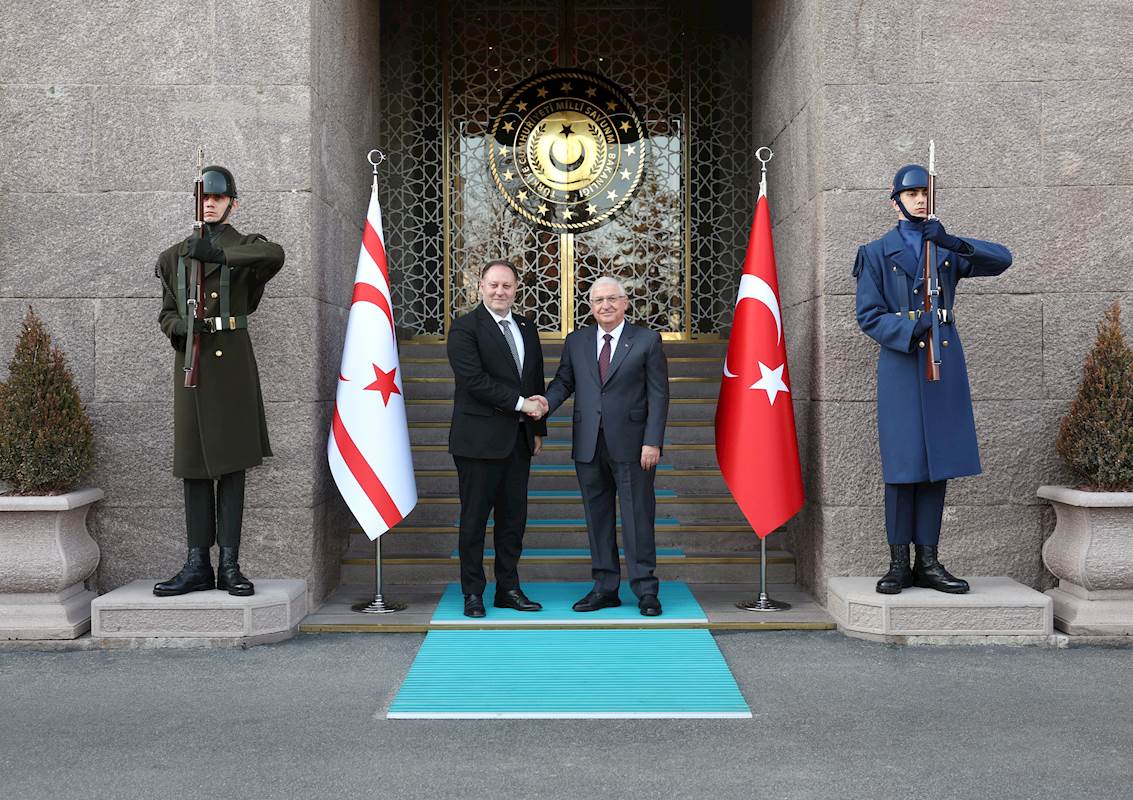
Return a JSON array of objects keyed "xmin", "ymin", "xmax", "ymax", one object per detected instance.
[{"xmin": 1, "ymin": 632, "xmax": 1130, "ymax": 800}]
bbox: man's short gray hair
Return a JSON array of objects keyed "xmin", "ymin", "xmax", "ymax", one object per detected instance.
[{"xmin": 589, "ymin": 276, "xmax": 626, "ymax": 298}]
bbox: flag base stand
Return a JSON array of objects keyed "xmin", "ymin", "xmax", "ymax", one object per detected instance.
[
  {"xmin": 352, "ymin": 596, "xmax": 407, "ymax": 614},
  {"xmin": 351, "ymin": 535, "xmax": 407, "ymax": 615},
  {"xmin": 736, "ymin": 535, "xmax": 792, "ymax": 612},
  {"xmin": 736, "ymin": 593, "xmax": 791, "ymax": 612}
]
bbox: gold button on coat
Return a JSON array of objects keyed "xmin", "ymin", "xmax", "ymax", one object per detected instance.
[
  {"xmin": 215, "ymin": 350, "xmax": 223, "ymax": 357},
  {"xmin": 918, "ymin": 341, "xmax": 926, "ymax": 349},
  {"xmin": 210, "ymin": 292, "xmax": 218, "ymax": 299}
]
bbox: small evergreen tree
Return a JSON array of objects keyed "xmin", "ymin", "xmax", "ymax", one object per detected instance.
[
  {"xmin": 1056, "ymin": 302, "xmax": 1133, "ymax": 491},
  {"xmin": 0, "ymin": 308, "xmax": 94, "ymax": 494}
]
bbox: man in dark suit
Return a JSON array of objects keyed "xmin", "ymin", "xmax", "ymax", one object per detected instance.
[
  {"xmin": 536, "ymin": 277, "xmax": 670, "ymax": 616},
  {"xmin": 447, "ymin": 260, "xmax": 549, "ymax": 618}
]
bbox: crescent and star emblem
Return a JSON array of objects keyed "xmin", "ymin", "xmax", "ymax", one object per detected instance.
[
  {"xmin": 488, "ymin": 69, "xmax": 647, "ymax": 234},
  {"xmin": 723, "ymin": 273, "xmax": 790, "ymax": 405}
]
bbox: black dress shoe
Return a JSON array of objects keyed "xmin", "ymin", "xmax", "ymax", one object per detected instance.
[
  {"xmin": 572, "ymin": 590, "xmax": 622, "ymax": 612},
  {"xmin": 913, "ymin": 545, "xmax": 970, "ymax": 594},
  {"xmin": 463, "ymin": 594, "xmax": 486, "ymax": 618},
  {"xmin": 638, "ymin": 594, "xmax": 662, "ymax": 617},
  {"xmin": 153, "ymin": 547, "xmax": 215, "ymax": 597},
  {"xmin": 493, "ymin": 588, "xmax": 543, "ymax": 612}
]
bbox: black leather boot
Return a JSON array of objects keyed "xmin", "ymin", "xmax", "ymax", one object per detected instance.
[
  {"xmin": 153, "ymin": 547, "xmax": 215, "ymax": 596},
  {"xmin": 913, "ymin": 545, "xmax": 969, "ymax": 593},
  {"xmin": 217, "ymin": 546, "xmax": 255, "ymax": 596},
  {"xmin": 876, "ymin": 545, "xmax": 913, "ymax": 594}
]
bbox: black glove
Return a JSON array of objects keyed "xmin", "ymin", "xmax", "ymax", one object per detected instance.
[
  {"xmin": 913, "ymin": 312, "xmax": 933, "ymax": 338},
  {"xmin": 187, "ymin": 236, "xmax": 226, "ymax": 264},
  {"xmin": 922, "ymin": 218, "xmax": 964, "ymax": 252}
]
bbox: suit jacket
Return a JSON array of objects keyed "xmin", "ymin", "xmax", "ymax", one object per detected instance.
[
  {"xmin": 544, "ymin": 322, "xmax": 669, "ymax": 463},
  {"xmin": 447, "ymin": 303, "xmax": 548, "ymax": 459}
]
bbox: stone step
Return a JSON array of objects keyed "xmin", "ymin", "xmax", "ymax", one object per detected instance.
[
  {"xmin": 408, "ymin": 418, "xmax": 718, "ymax": 445},
  {"xmin": 401, "ymin": 356, "xmax": 724, "ymax": 379},
  {"xmin": 348, "ymin": 528, "xmax": 761, "ymax": 556},
  {"xmin": 412, "ymin": 467, "xmax": 726, "ymax": 495},
  {"xmin": 399, "ymin": 341, "xmax": 728, "ymax": 359},
  {"xmin": 826, "ymin": 576, "xmax": 1054, "ymax": 645},
  {"xmin": 90, "ymin": 579, "xmax": 308, "ymax": 645},
  {"xmin": 405, "ymin": 397, "xmax": 718, "ymax": 423},
  {"xmin": 398, "ymin": 494, "xmax": 748, "ymax": 525},
  {"xmin": 301, "ymin": 581, "xmax": 832, "ymax": 633},
  {"xmin": 411, "ymin": 442, "xmax": 719, "ymax": 469},
  {"xmin": 340, "ymin": 553, "xmax": 794, "ymax": 585},
  {"xmin": 403, "ymin": 375, "xmax": 721, "ymax": 400}
]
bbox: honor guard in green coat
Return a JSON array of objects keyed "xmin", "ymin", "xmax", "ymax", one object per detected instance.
[{"xmin": 153, "ymin": 166, "xmax": 285, "ymax": 597}]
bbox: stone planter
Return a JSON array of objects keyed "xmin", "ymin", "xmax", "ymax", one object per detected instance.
[
  {"xmin": 1038, "ymin": 485, "xmax": 1133, "ymax": 636},
  {"xmin": 0, "ymin": 488, "xmax": 103, "ymax": 639}
]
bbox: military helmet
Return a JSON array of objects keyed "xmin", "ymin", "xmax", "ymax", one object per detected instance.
[
  {"xmin": 201, "ymin": 165, "xmax": 238, "ymax": 198},
  {"xmin": 890, "ymin": 164, "xmax": 929, "ymax": 198}
]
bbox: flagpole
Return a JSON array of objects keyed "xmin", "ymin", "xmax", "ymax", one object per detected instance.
[
  {"xmin": 350, "ymin": 147, "xmax": 407, "ymax": 615},
  {"xmin": 737, "ymin": 534, "xmax": 791, "ymax": 612},
  {"xmin": 353, "ymin": 534, "xmax": 407, "ymax": 614},
  {"xmin": 735, "ymin": 145, "xmax": 790, "ymax": 613}
]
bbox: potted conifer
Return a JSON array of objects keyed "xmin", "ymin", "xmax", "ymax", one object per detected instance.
[
  {"xmin": 0, "ymin": 308, "xmax": 101, "ymax": 639},
  {"xmin": 1038, "ymin": 301, "xmax": 1133, "ymax": 636}
]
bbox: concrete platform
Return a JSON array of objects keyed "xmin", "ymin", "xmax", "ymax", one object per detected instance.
[
  {"xmin": 826, "ymin": 577, "xmax": 1054, "ymax": 645},
  {"xmin": 91, "ymin": 580, "xmax": 307, "ymax": 646}
]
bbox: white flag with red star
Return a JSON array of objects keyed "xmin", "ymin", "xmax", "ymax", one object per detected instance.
[{"xmin": 328, "ymin": 183, "xmax": 417, "ymax": 540}]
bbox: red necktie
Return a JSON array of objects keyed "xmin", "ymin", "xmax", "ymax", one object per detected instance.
[{"xmin": 598, "ymin": 333, "xmax": 612, "ymax": 382}]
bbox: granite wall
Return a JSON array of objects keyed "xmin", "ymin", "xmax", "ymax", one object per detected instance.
[
  {"xmin": 755, "ymin": 0, "xmax": 1133, "ymax": 599},
  {"xmin": 0, "ymin": 0, "xmax": 381, "ymax": 604}
]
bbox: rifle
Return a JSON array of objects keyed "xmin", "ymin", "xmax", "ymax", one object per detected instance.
[
  {"xmin": 922, "ymin": 140, "xmax": 943, "ymax": 383},
  {"xmin": 184, "ymin": 147, "xmax": 205, "ymax": 388}
]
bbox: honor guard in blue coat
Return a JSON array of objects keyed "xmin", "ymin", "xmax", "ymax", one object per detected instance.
[{"xmin": 854, "ymin": 164, "xmax": 1012, "ymax": 595}]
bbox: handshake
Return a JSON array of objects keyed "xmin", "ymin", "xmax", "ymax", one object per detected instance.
[{"xmin": 522, "ymin": 395, "xmax": 549, "ymax": 420}]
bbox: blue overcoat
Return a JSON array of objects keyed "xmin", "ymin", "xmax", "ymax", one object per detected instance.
[{"xmin": 854, "ymin": 227, "xmax": 1012, "ymax": 483}]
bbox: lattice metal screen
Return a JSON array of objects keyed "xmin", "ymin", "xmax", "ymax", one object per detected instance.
[{"xmin": 378, "ymin": 0, "xmax": 752, "ymax": 338}]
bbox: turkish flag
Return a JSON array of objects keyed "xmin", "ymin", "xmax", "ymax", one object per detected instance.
[
  {"xmin": 328, "ymin": 183, "xmax": 418, "ymax": 539},
  {"xmin": 714, "ymin": 181, "xmax": 804, "ymax": 538}
]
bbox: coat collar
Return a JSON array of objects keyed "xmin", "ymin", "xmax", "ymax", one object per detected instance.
[
  {"xmin": 182, "ymin": 224, "xmax": 240, "ymax": 279},
  {"xmin": 882, "ymin": 227, "xmax": 920, "ymax": 283}
]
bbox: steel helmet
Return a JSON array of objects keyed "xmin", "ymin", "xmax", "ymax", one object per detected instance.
[
  {"xmin": 890, "ymin": 164, "xmax": 928, "ymax": 199},
  {"xmin": 201, "ymin": 165, "xmax": 238, "ymax": 198}
]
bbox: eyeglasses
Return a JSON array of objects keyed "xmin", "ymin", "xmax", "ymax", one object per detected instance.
[{"xmin": 591, "ymin": 294, "xmax": 627, "ymax": 306}]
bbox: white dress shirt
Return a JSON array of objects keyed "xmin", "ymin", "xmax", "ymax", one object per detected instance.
[
  {"xmin": 596, "ymin": 319, "xmax": 626, "ymax": 361},
  {"xmin": 486, "ymin": 307, "xmax": 527, "ymax": 411}
]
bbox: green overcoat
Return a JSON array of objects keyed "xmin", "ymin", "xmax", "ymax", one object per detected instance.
[{"xmin": 157, "ymin": 224, "xmax": 285, "ymax": 479}]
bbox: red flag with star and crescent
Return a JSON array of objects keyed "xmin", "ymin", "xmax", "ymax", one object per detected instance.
[
  {"xmin": 714, "ymin": 174, "xmax": 804, "ymax": 538},
  {"xmin": 328, "ymin": 181, "xmax": 417, "ymax": 540}
]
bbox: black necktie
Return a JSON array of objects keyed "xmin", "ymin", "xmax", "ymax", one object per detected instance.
[{"xmin": 598, "ymin": 333, "xmax": 612, "ymax": 382}]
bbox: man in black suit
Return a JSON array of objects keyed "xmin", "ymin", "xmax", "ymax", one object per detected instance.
[
  {"xmin": 447, "ymin": 260, "xmax": 549, "ymax": 618},
  {"xmin": 535, "ymin": 277, "xmax": 670, "ymax": 616}
]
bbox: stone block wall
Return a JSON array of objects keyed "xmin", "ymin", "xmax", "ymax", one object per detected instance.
[
  {"xmin": 755, "ymin": 0, "xmax": 1133, "ymax": 599},
  {"xmin": 0, "ymin": 1, "xmax": 381, "ymax": 603}
]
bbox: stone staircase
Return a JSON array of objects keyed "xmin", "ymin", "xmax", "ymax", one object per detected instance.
[{"xmin": 301, "ymin": 339, "xmax": 833, "ymax": 632}]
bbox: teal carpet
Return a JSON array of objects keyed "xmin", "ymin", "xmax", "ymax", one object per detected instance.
[{"xmin": 388, "ymin": 628, "xmax": 751, "ymax": 719}]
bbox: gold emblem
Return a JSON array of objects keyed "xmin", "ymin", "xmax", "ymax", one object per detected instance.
[{"xmin": 489, "ymin": 69, "xmax": 647, "ymax": 234}]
